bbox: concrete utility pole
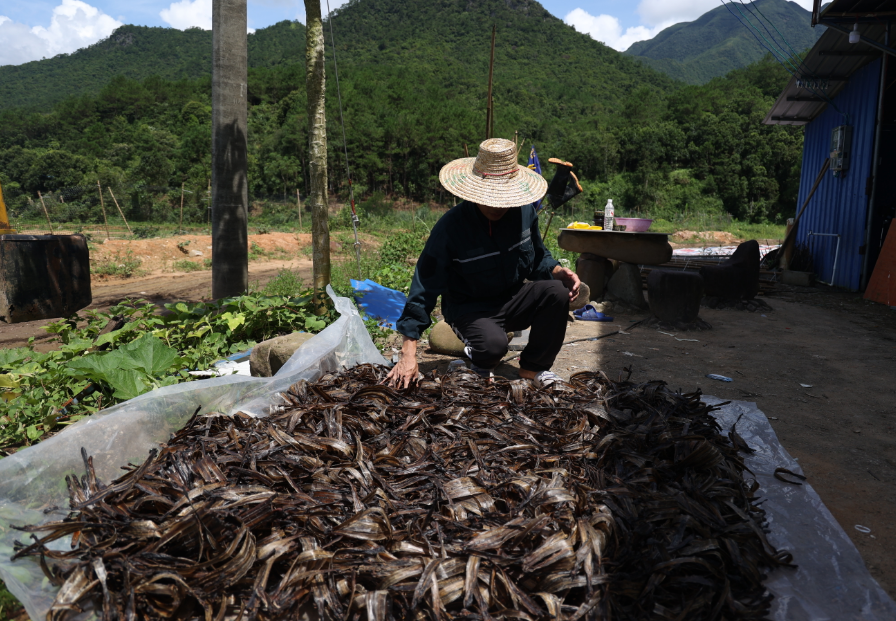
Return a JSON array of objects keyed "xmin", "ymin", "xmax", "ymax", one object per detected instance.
[
  {"xmin": 211, "ymin": 0, "xmax": 249, "ymax": 299},
  {"xmin": 304, "ymin": 0, "xmax": 331, "ymax": 313}
]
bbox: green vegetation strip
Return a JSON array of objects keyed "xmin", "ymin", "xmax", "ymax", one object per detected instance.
[{"xmin": 0, "ymin": 288, "xmax": 333, "ymax": 454}]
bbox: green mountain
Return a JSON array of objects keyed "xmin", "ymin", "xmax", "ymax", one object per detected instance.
[
  {"xmin": 0, "ymin": 21, "xmax": 307, "ymax": 111},
  {"xmin": 625, "ymin": 0, "xmax": 820, "ymax": 84},
  {"xmin": 0, "ymin": 0, "xmax": 803, "ymax": 225}
]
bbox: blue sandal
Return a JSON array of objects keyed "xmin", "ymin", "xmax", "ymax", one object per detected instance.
[{"xmin": 573, "ymin": 304, "xmax": 614, "ymax": 322}]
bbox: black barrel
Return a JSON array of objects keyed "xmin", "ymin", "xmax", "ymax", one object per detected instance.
[{"xmin": 0, "ymin": 234, "xmax": 91, "ymax": 323}]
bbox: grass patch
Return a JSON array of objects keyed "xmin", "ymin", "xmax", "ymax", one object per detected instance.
[
  {"xmin": 644, "ymin": 214, "xmax": 785, "ymax": 241},
  {"xmin": 0, "ymin": 583, "xmax": 22, "ymax": 621},
  {"xmin": 92, "ymin": 250, "xmax": 143, "ymax": 277},
  {"xmin": 173, "ymin": 259, "xmax": 204, "ymax": 272},
  {"xmin": 249, "ymin": 242, "xmax": 292, "ymax": 262},
  {"xmin": 257, "ymin": 270, "xmax": 304, "ymax": 297}
]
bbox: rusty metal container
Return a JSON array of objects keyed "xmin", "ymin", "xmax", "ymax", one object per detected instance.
[{"xmin": 0, "ymin": 234, "xmax": 91, "ymax": 323}]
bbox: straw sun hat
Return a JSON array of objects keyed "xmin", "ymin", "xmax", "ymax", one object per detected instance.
[{"xmin": 439, "ymin": 138, "xmax": 548, "ymax": 208}]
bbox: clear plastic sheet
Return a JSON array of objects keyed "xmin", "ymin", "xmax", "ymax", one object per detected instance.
[
  {"xmin": 0, "ymin": 287, "xmax": 387, "ymax": 621},
  {"xmin": 706, "ymin": 397, "xmax": 896, "ymax": 620}
]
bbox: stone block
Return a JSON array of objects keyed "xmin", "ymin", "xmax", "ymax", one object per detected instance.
[
  {"xmin": 575, "ymin": 253, "xmax": 610, "ymax": 301},
  {"xmin": 700, "ymin": 240, "xmax": 760, "ymax": 299},
  {"xmin": 250, "ymin": 332, "xmax": 315, "ymax": 377},
  {"xmin": 780, "ymin": 270, "xmax": 816, "ymax": 287},
  {"xmin": 570, "ymin": 282, "xmax": 591, "ymax": 311},
  {"xmin": 607, "ymin": 262, "xmax": 648, "ymax": 309},
  {"xmin": 647, "ymin": 270, "xmax": 703, "ymax": 323},
  {"xmin": 429, "ymin": 320, "xmax": 466, "ymax": 356}
]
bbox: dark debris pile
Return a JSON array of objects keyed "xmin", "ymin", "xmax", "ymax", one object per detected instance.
[{"xmin": 15, "ymin": 365, "xmax": 792, "ymax": 621}]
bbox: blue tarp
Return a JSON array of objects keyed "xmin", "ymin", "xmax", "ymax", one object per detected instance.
[{"xmin": 350, "ymin": 279, "xmax": 407, "ymax": 330}]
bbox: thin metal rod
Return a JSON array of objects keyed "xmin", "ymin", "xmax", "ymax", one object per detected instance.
[
  {"xmin": 37, "ymin": 191, "xmax": 54, "ymax": 234},
  {"xmin": 96, "ymin": 181, "xmax": 110, "ymax": 239},
  {"xmin": 107, "ymin": 188, "xmax": 133, "ymax": 236},
  {"xmin": 780, "ymin": 158, "xmax": 830, "ymax": 259},
  {"xmin": 808, "ymin": 231, "xmax": 841, "ymax": 286},
  {"xmin": 325, "ymin": 0, "xmax": 362, "ymax": 280},
  {"xmin": 486, "ymin": 25, "xmax": 496, "ymax": 140},
  {"xmin": 179, "ymin": 182, "xmax": 185, "ymax": 232}
]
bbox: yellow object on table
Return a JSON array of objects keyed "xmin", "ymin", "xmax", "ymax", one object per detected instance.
[{"xmin": 567, "ymin": 222, "xmax": 602, "ymax": 230}]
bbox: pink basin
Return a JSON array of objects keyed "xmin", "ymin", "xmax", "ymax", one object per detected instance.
[{"xmin": 613, "ymin": 217, "xmax": 653, "ymax": 232}]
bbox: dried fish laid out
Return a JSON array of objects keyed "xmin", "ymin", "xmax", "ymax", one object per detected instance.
[{"xmin": 14, "ymin": 365, "xmax": 793, "ymax": 621}]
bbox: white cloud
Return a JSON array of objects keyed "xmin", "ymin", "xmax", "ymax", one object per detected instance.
[
  {"xmin": 637, "ymin": 0, "xmax": 814, "ymax": 28},
  {"xmin": 565, "ymin": 8, "xmax": 672, "ymax": 52},
  {"xmin": 161, "ymin": 0, "xmax": 212, "ymax": 30},
  {"xmin": 0, "ymin": 0, "xmax": 122, "ymax": 66}
]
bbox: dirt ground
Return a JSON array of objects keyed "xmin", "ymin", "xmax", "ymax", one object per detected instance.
[
  {"xmin": 414, "ymin": 287, "xmax": 896, "ymax": 600},
  {"xmin": 1, "ymin": 232, "xmax": 895, "ymax": 606}
]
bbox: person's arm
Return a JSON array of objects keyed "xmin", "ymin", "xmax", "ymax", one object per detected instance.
[
  {"xmin": 386, "ymin": 231, "xmax": 450, "ymax": 388},
  {"xmin": 551, "ymin": 264, "xmax": 581, "ymax": 302},
  {"xmin": 386, "ymin": 336, "xmax": 419, "ymax": 389}
]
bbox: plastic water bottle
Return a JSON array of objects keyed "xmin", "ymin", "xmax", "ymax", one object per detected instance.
[{"xmin": 604, "ymin": 199, "xmax": 615, "ymax": 231}]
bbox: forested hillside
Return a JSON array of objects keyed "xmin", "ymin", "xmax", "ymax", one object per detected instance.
[
  {"xmin": 625, "ymin": 0, "xmax": 819, "ymax": 84},
  {"xmin": 0, "ymin": 21, "xmax": 307, "ymax": 111},
  {"xmin": 0, "ymin": 0, "xmax": 802, "ymax": 226}
]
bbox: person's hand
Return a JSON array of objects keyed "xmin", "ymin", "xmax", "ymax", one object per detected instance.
[
  {"xmin": 552, "ymin": 266, "xmax": 581, "ymax": 302},
  {"xmin": 385, "ymin": 337, "xmax": 419, "ymax": 389}
]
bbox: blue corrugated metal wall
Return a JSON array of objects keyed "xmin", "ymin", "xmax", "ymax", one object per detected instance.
[{"xmin": 796, "ymin": 58, "xmax": 881, "ymax": 290}]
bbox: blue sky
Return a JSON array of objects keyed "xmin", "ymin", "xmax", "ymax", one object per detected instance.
[{"xmin": 0, "ymin": 0, "xmax": 814, "ymax": 66}]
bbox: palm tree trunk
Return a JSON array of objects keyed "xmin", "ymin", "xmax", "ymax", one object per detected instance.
[
  {"xmin": 305, "ymin": 0, "xmax": 330, "ymax": 313},
  {"xmin": 211, "ymin": 0, "xmax": 249, "ymax": 299}
]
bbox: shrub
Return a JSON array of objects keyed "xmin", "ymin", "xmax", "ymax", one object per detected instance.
[
  {"xmin": 173, "ymin": 259, "xmax": 203, "ymax": 272},
  {"xmin": 93, "ymin": 250, "xmax": 143, "ymax": 277}
]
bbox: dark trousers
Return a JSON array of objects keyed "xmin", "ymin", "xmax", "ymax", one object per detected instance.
[{"xmin": 451, "ymin": 280, "xmax": 569, "ymax": 372}]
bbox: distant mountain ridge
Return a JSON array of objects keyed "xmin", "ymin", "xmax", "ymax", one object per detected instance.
[
  {"xmin": 625, "ymin": 0, "xmax": 821, "ymax": 84},
  {"xmin": 0, "ymin": 21, "xmax": 306, "ymax": 111},
  {"xmin": 0, "ymin": 0, "xmax": 675, "ymax": 114}
]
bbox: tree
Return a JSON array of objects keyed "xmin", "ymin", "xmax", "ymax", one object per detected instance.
[{"xmin": 304, "ymin": 0, "xmax": 330, "ymax": 313}]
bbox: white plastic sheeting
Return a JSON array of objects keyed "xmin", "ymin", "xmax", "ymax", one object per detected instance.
[
  {"xmin": 0, "ymin": 287, "xmax": 387, "ymax": 621},
  {"xmin": 707, "ymin": 397, "xmax": 896, "ymax": 620}
]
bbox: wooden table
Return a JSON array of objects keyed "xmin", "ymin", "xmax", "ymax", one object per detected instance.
[{"xmin": 557, "ymin": 228, "xmax": 672, "ymax": 265}]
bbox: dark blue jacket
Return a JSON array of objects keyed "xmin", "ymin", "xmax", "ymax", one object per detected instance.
[{"xmin": 396, "ymin": 201, "xmax": 559, "ymax": 340}]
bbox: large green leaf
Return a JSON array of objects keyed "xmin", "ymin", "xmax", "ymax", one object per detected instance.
[
  {"xmin": 67, "ymin": 350, "xmax": 141, "ymax": 381},
  {"xmin": 0, "ymin": 348, "xmax": 32, "ymax": 369},
  {"xmin": 119, "ymin": 334, "xmax": 181, "ymax": 376},
  {"xmin": 103, "ymin": 368, "xmax": 151, "ymax": 400}
]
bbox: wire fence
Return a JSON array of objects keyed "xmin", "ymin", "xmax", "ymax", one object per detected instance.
[{"xmin": 2, "ymin": 183, "xmax": 309, "ymax": 239}]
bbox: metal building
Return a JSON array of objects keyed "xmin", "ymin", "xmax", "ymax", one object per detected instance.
[{"xmin": 764, "ymin": 0, "xmax": 894, "ymax": 291}]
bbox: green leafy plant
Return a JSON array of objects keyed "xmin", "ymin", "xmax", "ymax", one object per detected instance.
[
  {"xmin": 0, "ymin": 283, "xmax": 337, "ymax": 451},
  {"xmin": 92, "ymin": 250, "xmax": 143, "ymax": 277},
  {"xmin": 131, "ymin": 226, "xmax": 160, "ymax": 239},
  {"xmin": 173, "ymin": 259, "xmax": 203, "ymax": 272}
]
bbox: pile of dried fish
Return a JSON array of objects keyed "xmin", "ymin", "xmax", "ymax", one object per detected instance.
[{"xmin": 15, "ymin": 365, "xmax": 792, "ymax": 620}]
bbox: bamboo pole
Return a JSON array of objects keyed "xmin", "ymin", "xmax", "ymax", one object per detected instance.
[
  {"xmin": 37, "ymin": 191, "xmax": 54, "ymax": 234},
  {"xmin": 779, "ymin": 158, "xmax": 830, "ymax": 267},
  {"xmin": 96, "ymin": 180, "xmax": 111, "ymax": 239},
  {"xmin": 485, "ymin": 25, "xmax": 496, "ymax": 140},
  {"xmin": 297, "ymin": 189, "xmax": 302, "ymax": 230},
  {"xmin": 179, "ymin": 182, "xmax": 185, "ymax": 232},
  {"xmin": 107, "ymin": 188, "xmax": 133, "ymax": 236}
]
